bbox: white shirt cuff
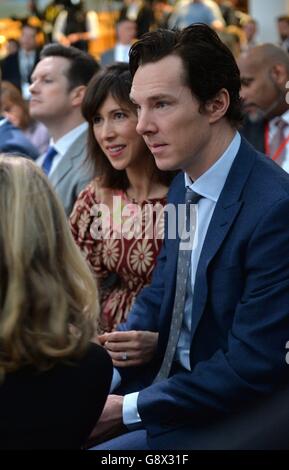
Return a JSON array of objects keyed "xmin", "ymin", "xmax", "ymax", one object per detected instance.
[{"xmin": 123, "ymin": 392, "xmax": 142, "ymax": 429}]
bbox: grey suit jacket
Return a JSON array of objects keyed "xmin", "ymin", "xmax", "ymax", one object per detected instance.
[{"xmin": 47, "ymin": 129, "xmax": 93, "ymax": 216}]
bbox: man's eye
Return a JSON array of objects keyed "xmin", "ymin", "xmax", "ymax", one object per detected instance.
[
  {"xmin": 156, "ymin": 102, "xmax": 167, "ymax": 108},
  {"xmin": 241, "ymin": 79, "xmax": 253, "ymax": 87}
]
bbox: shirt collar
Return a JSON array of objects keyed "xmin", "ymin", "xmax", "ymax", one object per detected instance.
[
  {"xmin": 0, "ymin": 117, "xmax": 8, "ymax": 127},
  {"xmin": 270, "ymin": 109, "xmax": 289, "ymax": 128},
  {"xmin": 51, "ymin": 122, "xmax": 88, "ymax": 156},
  {"xmin": 184, "ymin": 131, "xmax": 241, "ymax": 202},
  {"xmin": 19, "ymin": 48, "xmax": 36, "ymax": 59}
]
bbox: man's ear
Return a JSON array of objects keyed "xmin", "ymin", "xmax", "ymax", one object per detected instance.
[
  {"xmin": 205, "ymin": 88, "xmax": 230, "ymax": 124},
  {"xmin": 269, "ymin": 63, "xmax": 288, "ymax": 86},
  {"xmin": 70, "ymin": 85, "xmax": 87, "ymax": 107}
]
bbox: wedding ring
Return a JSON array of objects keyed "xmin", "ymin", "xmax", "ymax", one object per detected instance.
[{"xmin": 122, "ymin": 352, "xmax": 128, "ymax": 361}]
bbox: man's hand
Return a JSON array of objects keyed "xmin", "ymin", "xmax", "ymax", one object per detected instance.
[
  {"xmin": 86, "ymin": 395, "xmax": 125, "ymax": 448},
  {"xmin": 99, "ymin": 330, "xmax": 158, "ymax": 367},
  {"xmin": 58, "ymin": 35, "xmax": 71, "ymax": 47},
  {"xmin": 67, "ymin": 32, "xmax": 81, "ymax": 44}
]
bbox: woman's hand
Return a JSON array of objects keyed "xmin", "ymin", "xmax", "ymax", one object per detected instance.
[{"xmin": 98, "ymin": 330, "xmax": 158, "ymax": 367}]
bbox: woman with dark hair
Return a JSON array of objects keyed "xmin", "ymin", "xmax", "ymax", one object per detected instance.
[{"xmin": 70, "ymin": 62, "xmax": 174, "ymax": 337}]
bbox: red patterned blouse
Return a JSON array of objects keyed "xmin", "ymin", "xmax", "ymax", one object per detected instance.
[{"xmin": 70, "ymin": 180, "xmax": 167, "ymax": 332}]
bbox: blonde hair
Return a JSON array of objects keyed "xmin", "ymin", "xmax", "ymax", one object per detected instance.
[{"xmin": 0, "ymin": 156, "xmax": 99, "ymax": 380}]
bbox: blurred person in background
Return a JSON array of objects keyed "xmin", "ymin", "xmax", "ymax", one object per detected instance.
[
  {"xmin": 101, "ymin": 19, "xmax": 137, "ymax": 66},
  {"xmin": 277, "ymin": 15, "xmax": 289, "ymax": 53},
  {"xmin": 119, "ymin": 0, "xmax": 155, "ymax": 38},
  {"xmin": 152, "ymin": 0, "xmax": 174, "ymax": 29},
  {"xmin": 6, "ymin": 39, "xmax": 19, "ymax": 57},
  {"xmin": 168, "ymin": 0, "xmax": 224, "ymax": 31},
  {"xmin": 1, "ymin": 81, "xmax": 50, "ymax": 155},
  {"xmin": 0, "ymin": 69, "xmax": 39, "ymax": 159},
  {"xmin": 52, "ymin": 0, "xmax": 99, "ymax": 51},
  {"xmin": 1, "ymin": 23, "xmax": 40, "ymax": 99},
  {"xmin": 239, "ymin": 43, "xmax": 289, "ymax": 172},
  {"xmin": 241, "ymin": 17, "xmax": 258, "ymax": 52},
  {"xmin": 215, "ymin": 0, "xmax": 239, "ymax": 26}
]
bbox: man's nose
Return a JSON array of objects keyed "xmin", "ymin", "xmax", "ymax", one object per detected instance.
[
  {"xmin": 240, "ymin": 85, "xmax": 248, "ymax": 102},
  {"xmin": 136, "ymin": 109, "xmax": 157, "ymax": 135},
  {"xmin": 29, "ymin": 81, "xmax": 37, "ymax": 94}
]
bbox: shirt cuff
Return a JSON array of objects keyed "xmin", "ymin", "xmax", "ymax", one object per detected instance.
[{"xmin": 123, "ymin": 392, "xmax": 142, "ymax": 429}]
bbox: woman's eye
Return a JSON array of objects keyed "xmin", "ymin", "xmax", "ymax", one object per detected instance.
[
  {"xmin": 93, "ymin": 116, "xmax": 102, "ymax": 125},
  {"xmin": 114, "ymin": 112, "xmax": 126, "ymax": 120}
]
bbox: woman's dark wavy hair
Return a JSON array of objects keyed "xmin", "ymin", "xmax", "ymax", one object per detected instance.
[
  {"xmin": 82, "ymin": 62, "xmax": 175, "ymax": 190},
  {"xmin": 129, "ymin": 24, "xmax": 243, "ymax": 126}
]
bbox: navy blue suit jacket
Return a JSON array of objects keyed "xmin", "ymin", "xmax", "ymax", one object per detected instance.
[
  {"xmin": 0, "ymin": 119, "xmax": 39, "ymax": 160},
  {"xmin": 240, "ymin": 118, "xmax": 265, "ymax": 153},
  {"xmin": 118, "ymin": 137, "xmax": 289, "ymax": 445}
]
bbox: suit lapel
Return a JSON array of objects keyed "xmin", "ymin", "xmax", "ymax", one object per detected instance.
[
  {"xmin": 190, "ymin": 138, "xmax": 257, "ymax": 340},
  {"xmin": 49, "ymin": 130, "xmax": 86, "ymax": 188}
]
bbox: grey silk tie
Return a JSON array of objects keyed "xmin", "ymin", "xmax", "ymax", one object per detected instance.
[
  {"xmin": 154, "ymin": 188, "xmax": 202, "ymax": 382},
  {"xmin": 270, "ymin": 118, "xmax": 287, "ymax": 166}
]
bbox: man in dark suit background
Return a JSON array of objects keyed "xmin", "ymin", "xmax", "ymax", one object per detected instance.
[
  {"xmin": 239, "ymin": 44, "xmax": 289, "ymax": 172},
  {"xmin": 1, "ymin": 23, "xmax": 40, "ymax": 99},
  {"xmin": 88, "ymin": 25, "xmax": 289, "ymax": 450},
  {"xmin": 100, "ymin": 18, "xmax": 137, "ymax": 66}
]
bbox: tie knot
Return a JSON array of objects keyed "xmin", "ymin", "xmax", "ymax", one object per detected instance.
[
  {"xmin": 185, "ymin": 188, "xmax": 202, "ymax": 205},
  {"xmin": 275, "ymin": 118, "xmax": 287, "ymax": 131}
]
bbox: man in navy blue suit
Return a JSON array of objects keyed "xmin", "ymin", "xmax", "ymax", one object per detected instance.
[{"xmin": 89, "ymin": 25, "xmax": 289, "ymax": 450}]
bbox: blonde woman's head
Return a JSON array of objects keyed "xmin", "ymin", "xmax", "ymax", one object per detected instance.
[{"xmin": 0, "ymin": 156, "xmax": 99, "ymax": 378}]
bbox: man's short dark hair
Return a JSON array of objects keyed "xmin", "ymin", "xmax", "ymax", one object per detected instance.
[
  {"xmin": 40, "ymin": 43, "xmax": 99, "ymax": 90},
  {"xmin": 129, "ymin": 24, "xmax": 242, "ymax": 126},
  {"xmin": 277, "ymin": 15, "xmax": 289, "ymax": 24}
]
